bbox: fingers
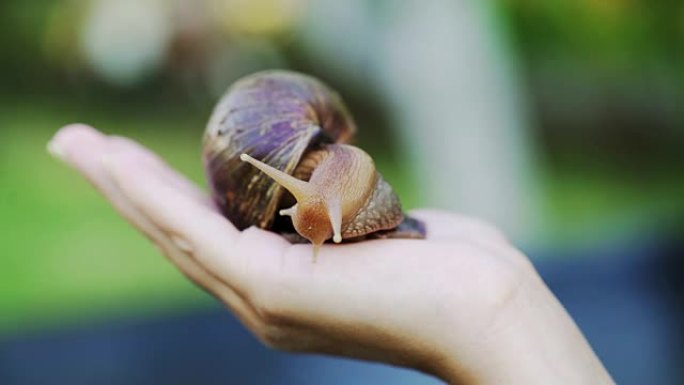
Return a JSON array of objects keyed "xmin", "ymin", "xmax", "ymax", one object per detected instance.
[
  {"xmin": 100, "ymin": 146, "xmax": 252, "ymax": 280},
  {"xmin": 65, "ymin": 126, "xmax": 275, "ymax": 293},
  {"xmin": 47, "ymin": 125, "xmax": 223, "ymax": 289},
  {"xmin": 48, "ymin": 124, "xmax": 119, "ymax": 197},
  {"xmin": 47, "ymin": 125, "xmax": 262, "ymax": 328},
  {"xmin": 106, "ymin": 135, "xmax": 214, "ymax": 209},
  {"xmin": 410, "ymin": 209, "xmax": 509, "ymax": 244},
  {"xmin": 71, "ymin": 129, "xmax": 239, "ymax": 266}
]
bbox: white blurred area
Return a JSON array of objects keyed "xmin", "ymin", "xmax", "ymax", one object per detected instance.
[
  {"xmin": 72, "ymin": 0, "xmax": 542, "ymax": 244},
  {"xmin": 80, "ymin": 0, "xmax": 173, "ymax": 85}
]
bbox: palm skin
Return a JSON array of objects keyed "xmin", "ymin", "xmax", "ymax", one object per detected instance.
[{"xmin": 48, "ymin": 124, "xmax": 613, "ymax": 385}]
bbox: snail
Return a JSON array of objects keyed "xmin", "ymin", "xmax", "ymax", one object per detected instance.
[{"xmin": 202, "ymin": 70, "xmax": 425, "ymax": 255}]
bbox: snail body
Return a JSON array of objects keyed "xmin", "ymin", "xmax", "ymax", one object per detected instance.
[{"xmin": 203, "ymin": 70, "xmax": 425, "ymax": 251}]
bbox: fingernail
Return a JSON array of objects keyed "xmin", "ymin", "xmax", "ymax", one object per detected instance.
[{"xmin": 46, "ymin": 138, "xmax": 66, "ymax": 160}]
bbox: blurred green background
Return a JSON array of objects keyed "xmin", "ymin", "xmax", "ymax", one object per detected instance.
[{"xmin": 0, "ymin": 0, "xmax": 682, "ymax": 355}]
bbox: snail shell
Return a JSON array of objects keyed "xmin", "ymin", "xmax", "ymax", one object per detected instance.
[{"xmin": 203, "ymin": 70, "xmax": 425, "ymax": 247}]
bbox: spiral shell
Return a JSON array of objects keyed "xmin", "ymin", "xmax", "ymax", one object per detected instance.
[
  {"xmin": 203, "ymin": 71, "xmax": 355, "ymax": 230},
  {"xmin": 203, "ymin": 70, "xmax": 426, "ymax": 242}
]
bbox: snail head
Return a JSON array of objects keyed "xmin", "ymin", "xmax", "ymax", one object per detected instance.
[{"xmin": 239, "ymin": 154, "xmax": 342, "ymax": 253}]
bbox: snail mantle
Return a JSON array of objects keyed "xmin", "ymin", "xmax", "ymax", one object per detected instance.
[{"xmin": 202, "ymin": 70, "xmax": 426, "ymax": 253}]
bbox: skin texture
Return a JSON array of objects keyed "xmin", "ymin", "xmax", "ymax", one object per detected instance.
[{"xmin": 48, "ymin": 124, "xmax": 615, "ymax": 385}]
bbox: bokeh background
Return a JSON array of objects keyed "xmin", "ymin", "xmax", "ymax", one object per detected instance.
[{"xmin": 1, "ymin": 0, "xmax": 683, "ymax": 384}]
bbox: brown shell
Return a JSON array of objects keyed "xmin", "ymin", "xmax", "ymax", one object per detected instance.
[
  {"xmin": 203, "ymin": 70, "xmax": 356, "ymax": 230},
  {"xmin": 341, "ymin": 175, "xmax": 403, "ymax": 238},
  {"xmin": 203, "ymin": 70, "xmax": 426, "ymax": 241}
]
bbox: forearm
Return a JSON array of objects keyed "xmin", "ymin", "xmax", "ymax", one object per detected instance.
[{"xmin": 437, "ymin": 275, "xmax": 614, "ymax": 385}]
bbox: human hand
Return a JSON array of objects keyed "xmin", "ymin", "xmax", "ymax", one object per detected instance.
[{"xmin": 48, "ymin": 124, "xmax": 613, "ymax": 385}]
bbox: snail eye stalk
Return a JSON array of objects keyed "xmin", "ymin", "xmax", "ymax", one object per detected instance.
[{"xmin": 240, "ymin": 154, "xmax": 313, "ymax": 201}]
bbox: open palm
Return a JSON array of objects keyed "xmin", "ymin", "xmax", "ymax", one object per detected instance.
[{"xmin": 48, "ymin": 124, "xmax": 612, "ymax": 384}]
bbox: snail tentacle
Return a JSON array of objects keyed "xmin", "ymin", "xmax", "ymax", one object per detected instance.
[
  {"xmin": 279, "ymin": 205, "xmax": 297, "ymax": 217},
  {"xmin": 239, "ymin": 153, "xmax": 312, "ymax": 201},
  {"xmin": 326, "ymin": 197, "xmax": 343, "ymax": 244}
]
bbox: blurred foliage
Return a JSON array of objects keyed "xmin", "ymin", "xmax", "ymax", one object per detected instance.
[
  {"xmin": 502, "ymin": 0, "xmax": 684, "ymax": 159},
  {"xmin": 501, "ymin": 0, "xmax": 684, "ymax": 247},
  {"xmin": 505, "ymin": 0, "xmax": 683, "ymax": 66}
]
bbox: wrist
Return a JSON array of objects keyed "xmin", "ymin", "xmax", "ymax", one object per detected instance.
[{"xmin": 436, "ymin": 272, "xmax": 614, "ymax": 384}]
